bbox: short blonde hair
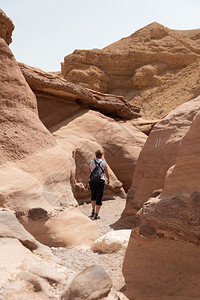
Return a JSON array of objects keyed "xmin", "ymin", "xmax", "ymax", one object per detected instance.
[{"xmin": 95, "ymin": 150, "xmax": 103, "ymax": 158}]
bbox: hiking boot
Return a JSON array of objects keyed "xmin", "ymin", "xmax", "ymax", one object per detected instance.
[
  {"xmin": 89, "ymin": 210, "xmax": 95, "ymax": 218},
  {"xmin": 94, "ymin": 214, "xmax": 100, "ymax": 220}
]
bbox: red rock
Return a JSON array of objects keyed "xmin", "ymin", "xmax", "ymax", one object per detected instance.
[
  {"xmin": 123, "ymin": 97, "xmax": 200, "ymax": 299},
  {"xmin": 0, "ymin": 39, "xmax": 55, "ymax": 165},
  {"xmin": 0, "ymin": 19, "xmax": 99, "ymax": 248},
  {"xmin": 120, "ymin": 96, "xmax": 200, "ymax": 226},
  {"xmin": 123, "ymin": 232, "xmax": 200, "ymax": 299},
  {"xmin": 0, "ymin": 9, "xmax": 14, "ymax": 45}
]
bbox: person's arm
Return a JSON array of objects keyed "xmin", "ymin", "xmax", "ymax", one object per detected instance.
[
  {"xmin": 104, "ymin": 165, "xmax": 110, "ymax": 184},
  {"xmin": 85, "ymin": 164, "xmax": 90, "ymax": 188}
]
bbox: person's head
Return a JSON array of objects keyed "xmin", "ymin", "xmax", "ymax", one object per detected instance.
[{"xmin": 95, "ymin": 149, "xmax": 103, "ymax": 159}]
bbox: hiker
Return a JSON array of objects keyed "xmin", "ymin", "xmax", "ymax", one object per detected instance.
[{"xmin": 85, "ymin": 150, "xmax": 109, "ymax": 220}]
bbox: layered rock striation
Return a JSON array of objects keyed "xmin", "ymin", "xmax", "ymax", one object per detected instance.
[
  {"xmin": 19, "ymin": 62, "xmax": 140, "ymax": 122},
  {"xmin": 62, "ymin": 22, "xmax": 200, "ymax": 120},
  {"xmin": 120, "ymin": 96, "xmax": 200, "ymax": 226},
  {"xmin": 123, "ymin": 98, "xmax": 200, "ymax": 299}
]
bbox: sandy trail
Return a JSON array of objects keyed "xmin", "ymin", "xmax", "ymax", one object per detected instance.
[{"xmin": 52, "ymin": 196, "xmax": 127, "ymax": 291}]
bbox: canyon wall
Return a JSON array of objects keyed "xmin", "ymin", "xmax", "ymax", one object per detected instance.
[
  {"xmin": 120, "ymin": 96, "xmax": 200, "ymax": 226},
  {"xmin": 123, "ymin": 105, "xmax": 200, "ymax": 299}
]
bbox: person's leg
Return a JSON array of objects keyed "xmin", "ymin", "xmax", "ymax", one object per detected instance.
[
  {"xmin": 89, "ymin": 181, "xmax": 97, "ymax": 217},
  {"xmin": 91, "ymin": 201, "xmax": 96, "ymax": 216},
  {"xmin": 95, "ymin": 204, "xmax": 101, "ymax": 214},
  {"xmin": 94, "ymin": 181, "xmax": 105, "ymax": 219}
]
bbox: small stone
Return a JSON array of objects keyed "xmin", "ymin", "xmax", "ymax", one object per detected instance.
[
  {"xmin": 139, "ymin": 224, "xmax": 157, "ymax": 237},
  {"xmin": 28, "ymin": 208, "xmax": 48, "ymax": 220}
]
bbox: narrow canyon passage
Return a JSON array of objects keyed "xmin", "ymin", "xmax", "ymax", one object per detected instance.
[{"xmin": 52, "ymin": 197, "xmax": 127, "ymax": 292}]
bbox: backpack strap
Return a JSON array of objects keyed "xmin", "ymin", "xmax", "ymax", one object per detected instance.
[{"xmin": 94, "ymin": 159, "xmax": 105, "ymax": 174}]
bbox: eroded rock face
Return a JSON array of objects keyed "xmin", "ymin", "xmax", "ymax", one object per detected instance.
[
  {"xmin": 120, "ymin": 96, "xmax": 200, "ymax": 226},
  {"xmin": 0, "ymin": 39, "xmax": 55, "ymax": 164},
  {"xmin": 0, "ymin": 9, "xmax": 14, "ymax": 45},
  {"xmin": 141, "ymin": 108, "xmax": 200, "ymax": 243},
  {"xmin": 19, "ymin": 62, "xmax": 140, "ymax": 121},
  {"xmin": 123, "ymin": 232, "xmax": 200, "ymax": 299},
  {"xmin": 52, "ymin": 110, "xmax": 147, "ymax": 194},
  {"xmin": 18, "ymin": 63, "xmax": 146, "ymax": 194},
  {"xmin": 0, "ymin": 27, "xmax": 98, "ymax": 248},
  {"xmin": 61, "ymin": 22, "xmax": 200, "ymax": 120},
  {"xmin": 123, "ymin": 102, "xmax": 200, "ymax": 299}
]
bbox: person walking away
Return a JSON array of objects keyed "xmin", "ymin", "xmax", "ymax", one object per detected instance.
[{"xmin": 85, "ymin": 150, "xmax": 109, "ymax": 220}]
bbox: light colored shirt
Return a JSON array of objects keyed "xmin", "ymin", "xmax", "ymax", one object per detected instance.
[{"xmin": 90, "ymin": 159, "xmax": 106, "ymax": 180}]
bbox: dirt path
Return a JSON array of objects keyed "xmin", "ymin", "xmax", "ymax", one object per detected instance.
[{"xmin": 52, "ymin": 196, "xmax": 127, "ymax": 291}]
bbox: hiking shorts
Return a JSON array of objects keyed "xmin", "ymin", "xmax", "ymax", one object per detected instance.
[{"xmin": 89, "ymin": 180, "xmax": 105, "ymax": 206}]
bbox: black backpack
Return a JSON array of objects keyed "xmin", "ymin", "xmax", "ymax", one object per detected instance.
[{"xmin": 89, "ymin": 160, "xmax": 104, "ymax": 182}]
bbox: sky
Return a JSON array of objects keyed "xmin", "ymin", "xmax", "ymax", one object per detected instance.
[{"xmin": 1, "ymin": 0, "xmax": 200, "ymax": 72}]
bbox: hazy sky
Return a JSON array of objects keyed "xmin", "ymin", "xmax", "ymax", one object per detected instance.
[{"xmin": 1, "ymin": 0, "xmax": 200, "ymax": 71}]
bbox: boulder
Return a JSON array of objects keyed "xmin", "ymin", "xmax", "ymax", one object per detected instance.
[
  {"xmin": 120, "ymin": 96, "xmax": 200, "ymax": 226},
  {"xmin": 61, "ymin": 265, "xmax": 112, "ymax": 300},
  {"xmin": 61, "ymin": 22, "xmax": 200, "ymax": 120},
  {"xmin": 91, "ymin": 230, "xmax": 131, "ymax": 253}
]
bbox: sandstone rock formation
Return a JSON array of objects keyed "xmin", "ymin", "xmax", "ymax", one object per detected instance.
[
  {"xmin": 0, "ymin": 38, "xmax": 55, "ymax": 164},
  {"xmin": 91, "ymin": 230, "xmax": 131, "ymax": 253},
  {"xmin": 19, "ymin": 63, "xmax": 146, "ymax": 194},
  {"xmin": 52, "ymin": 110, "xmax": 147, "ymax": 194},
  {"xmin": 0, "ymin": 8, "xmax": 146, "ymax": 252},
  {"xmin": 123, "ymin": 104, "xmax": 200, "ymax": 299},
  {"xmin": 19, "ymin": 62, "xmax": 140, "ymax": 122},
  {"xmin": 62, "ymin": 22, "xmax": 200, "ymax": 120},
  {"xmin": 0, "ymin": 9, "xmax": 14, "ymax": 45},
  {"xmin": 0, "ymin": 16, "xmax": 99, "ymax": 248},
  {"xmin": 120, "ymin": 96, "xmax": 200, "ymax": 227}
]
